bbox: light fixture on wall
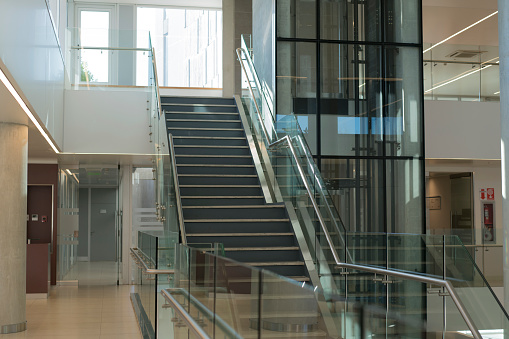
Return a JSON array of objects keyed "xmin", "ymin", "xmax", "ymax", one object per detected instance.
[{"xmin": 0, "ymin": 67, "xmax": 60, "ymax": 153}]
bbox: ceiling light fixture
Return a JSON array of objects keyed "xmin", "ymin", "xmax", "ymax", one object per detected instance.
[
  {"xmin": 423, "ymin": 11, "xmax": 498, "ymax": 54},
  {"xmin": 0, "ymin": 67, "xmax": 60, "ymax": 153}
]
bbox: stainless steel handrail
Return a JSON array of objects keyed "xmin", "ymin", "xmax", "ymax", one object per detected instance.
[
  {"xmin": 151, "ymin": 47, "xmax": 163, "ymax": 117},
  {"xmin": 337, "ymin": 263, "xmax": 482, "ymax": 339},
  {"xmin": 71, "ymin": 46, "xmax": 152, "ymax": 51},
  {"xmin": 164, "ymin": 288, "xmax": 243, "ymax": 339},
  {"xmin": 236, "ymin": 42, "xmax": 484, "ymax": 339},
  {"xmin": 236, "ymin": 48, "xmax": 271, "ymax": 143},
  {"xmin": 270, "ymin": 136, "xmax": 342, "ymax": 265},
  {"xmin": 168, "ymin": 134, "xmax": 187, "ymax": 245},
  {"xmin": 160, "ymin": 289, "xmax": 211, "ymax": 339},
  {"xmin": 130, "ymin": 248, "xmax": 175, "ymax": 275}
]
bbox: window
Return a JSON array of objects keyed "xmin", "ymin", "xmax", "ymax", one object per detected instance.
[{"xmin": 137, "ymin": 7, "xmax": 222, "ymax": 88}]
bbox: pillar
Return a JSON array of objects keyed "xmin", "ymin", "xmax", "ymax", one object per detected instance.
[{"xmin": 0, "ymin": 122, "xmax": 28, "ymax": 333}]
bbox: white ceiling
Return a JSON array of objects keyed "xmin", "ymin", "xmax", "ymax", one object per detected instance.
[{"xmin": 423, "ymin": 0, "xmax": 499, "ymax": 46}]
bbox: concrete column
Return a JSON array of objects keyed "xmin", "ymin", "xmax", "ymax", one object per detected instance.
[
  {"xmin": 222, "ymin": 0, "xmax": 235, "ymax": 98},
  {"xmin": 0, "ymin": 122, "xmax": 28, "ymax": 333},
  {"xmin": 499, "ymin": 0, "xmax": 509, "ymax": 312}
]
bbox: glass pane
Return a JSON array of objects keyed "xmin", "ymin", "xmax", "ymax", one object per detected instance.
[
  {"xmin": 384, "ymin": 46, "xmax": 422, "ymax": 157},
  {"xmin": 321, "ymin": 44, "xmax": 383, "ymax": 157},
  {"xmin": 79, "ymin": 11, "xmax": 110, "ymax": 83},
  {"xmin": 277, "ymin": 41, "xmax": 317, "ymax": 152},
  {"xmin": 384, "ymin": 0, "xmax": 420, "ymax": 44},
  {"xmin": 385, "ymin": 158, "xmax": 423, "ymax": 234},
  {"xmin": 137, "ymin": 7, "xmax": 223, "ymax": 88},
  {"xmin": 320, "ymin": 0, "xmax": 382, "ymax": 42},
  {"xmin": 276, "ymin": 0, "xmax": 316, "ymax": 39}
]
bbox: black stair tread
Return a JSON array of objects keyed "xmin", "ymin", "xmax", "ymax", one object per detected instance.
[
  {"xmin": 164, "ymin": 111, "xmax": 239, "ymax": 116},
  {"xmin": 167, "ymin": 119, "xmax": 240, "ymax": 123},
  {"xmin": 181, "ymin": 195, "xmax": 264, "ymax": 198},
  {"xmin": 177, "ymin": 164, "xmax": 254, "ymax": 167},
  {"xmin": 227, "ymin": 261, "xmax": 304, "ymax": 266},
  {"xmin": 175, "ymin": 145, "xmax": 249, "ymax": 149},
  {"xmin": 168, "ymin": 127, "xmax": 243, "ymax": 131},
  {"xmin": 163, "ymin": 103, "xmax": 237, "ymax": 107},
  {"xmin": 179, "ymin": 174, "xmax": 257, "ymax": 177},
  {"xmin": 176, "ymin": 154, "xmax": 252, "ymax": 158},
  {"xmin": 187, "ymin": 233, "xmax": 294, "ymax": 236},
  {"xmin": 185, "ymin": 219, "xmax": 290, "ymax": 222},
  {"xmin": 180, "ymin": 184, "xmax": 260, "ymax": 187},
  {"xmin": 223, "ymin": 247, "xmax": 300, "ymax": 251},
  {"xmin": 173, "ymin": 136, "xmax": 246, "ymax": 140},
  {"xmin": 182, "ymin": 205, "xmax": 284, "ymax": 209}
]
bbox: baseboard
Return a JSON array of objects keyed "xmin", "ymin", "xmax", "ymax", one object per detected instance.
[
  {"xmin": 26, "ymin": 293, "xmax": 48, "ymax": 300},
  {"xmin": 57, "ymin": 280, "xmax": 79, "ymax": 286}
]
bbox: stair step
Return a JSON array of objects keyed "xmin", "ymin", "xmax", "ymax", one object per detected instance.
[
  {"xmin": 172, "ymin": 136, "xmax": 247, "ymax": 146},
  {"xmin": 177, "ymin": 164, "xmax": 257, "ymax": 175},
  {"xmin": 185, "ymin": 220, "xmax": 293, "ymax": 233},
  {"xmin": 187, "ymin": 233, "xmax": 294, "ymax": 236},
  {"xmin": 166, "ymin": 111, "xmax": 238, "ymax": 115},
  {"xmin": 168, "ymin": 127, "xmax": 245, "ymax": 137},
  {"xmin": 183, "ymin": 205, "xmax": 287, "ymax": 219},
  {"xmin": 185, "ymin": 219, "xmax": 290, "ymax": 222},
  {"xmin": 224, "ymin": 247, "xmax": 299, "ymax": 251},
  {"xmin": 232, "ymin": 262, "xmax": 304, "ymax": 267},
  {"xmin": 167, "ymin": 119, "xmax": 242, "ymax": 129},
  {"xmin": 164, "ymin": 103, "xmax": 237, "ymax": 108},
  {"xmin": 180, "ymin": 196, "xmax": 266, "ymax": 206},
  {"xmin": 182, "ymin": 205, "xmax": 284, "ymax": 209},
  {"xmin": 161, "ymin": 96, "xmax": 234, "ymax": 105},
  {"xmin": 176, "ymin": 155, "xmax": 253, "ymax": 165},
  {"xmin": 168, "ymin": 127, "xmax": 243, "ymax": 131}
]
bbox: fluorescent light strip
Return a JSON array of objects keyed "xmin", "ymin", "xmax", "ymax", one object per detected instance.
[
  {"xmin": 0, "ymin": 68, "xmax": 60, "ymax": 153},
  {"xmin": 425, "ymin": 65, "xmax": 492, "ymax": 93},
  {"xmin": 423, "ymin": 11, "xmax": 498, "ymax": 54},
  {"xmin": 494, "ymin": 91, "xmax": 500, "ymax": 95}
]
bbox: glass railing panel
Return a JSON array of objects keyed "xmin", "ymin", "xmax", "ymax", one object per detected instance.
[
  {"xmin": 388, "ymin": 234, "xmax": 445, "ymax": 278},
  {"xmin": 214, "ymin": 254, "xmax": 260, "ymax": 338},
  {"xmin": 444, "ymin": 236, "xmax": 508, "ymax": 333},
  {"xmin": 347, "ymin": 233, "xmax": 387, "ymax": 268},
  {"xmin": 444, "ymin": 295, "xmax": 475, "ymax": 338},
  {"xmin": 423, "ymin": 43, "xmax": 500, "ymax": 102},
  {"xmin": 260, "ymin": 269, "xmax": 325, "ymax": 338}
]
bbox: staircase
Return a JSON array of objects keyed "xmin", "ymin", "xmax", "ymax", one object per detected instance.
[{"xmin": 164, "ymin": 96, "xmax": 309, "ymax": 283}]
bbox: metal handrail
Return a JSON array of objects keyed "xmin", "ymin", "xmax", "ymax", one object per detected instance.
[
  {"xmin": 160, "ymin": 289, "xmax": 210, "ymax": 339},
  {"xmin": 130, "ymin": 248, "xmax": 175, "ymax": 275},
  {"xmin": 168, "ymin": 134, "xmax": 187, "ymax": 245},
  {"xmin": 236, "ymin": 42, "xmax": 484, "ymax": 339},
  {"xmin": 235, "ymin": 48, "xmax": 271, "ymax": 143},
  {"xmin": 164, "ymin": 288, "xmax": 242, "ymax": 339},
  {"xmin": 71, "ymin": 46, "xmax": 152, "ymax": 51},
  {"xmin": 237, "ymin": 46, "xmax": 348, "ymax": 263},
  {"xmin": 151, "ymin": 47, "xmax": 163, "ymax": 117},
  {"xmin": 336, "ymin": 263, "xmax": 482, "ymax": 339}
]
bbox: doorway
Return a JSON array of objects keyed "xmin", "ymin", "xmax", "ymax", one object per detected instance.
[
  {"xmin": 76, "ymin": 167, "xmax": 120, "ymax": 285},
  {"xmin": 426, "ymin": 172, "xmax": 474, "ymax": 245}
]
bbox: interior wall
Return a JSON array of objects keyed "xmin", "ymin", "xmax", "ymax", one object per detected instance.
[
  {"xmin": 63, "ymin": 90, "xmax": 152, "ymax": 154},
  {"xmin": 27, "ymin": 163, "xmax": 58, "ymax": 285},
  {"xmin": 425, "ymin": 101, "xmax": 500, "ymax": 160}
]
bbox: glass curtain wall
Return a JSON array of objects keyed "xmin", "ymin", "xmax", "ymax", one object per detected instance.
[{"xmin": 276, "ymin": 0, "xmax": 424, "ymax": 234}]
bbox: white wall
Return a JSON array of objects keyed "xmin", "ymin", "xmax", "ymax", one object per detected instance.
[
  {"xmin": 425, "ymin": 101, "xmax": 500, "ymax": 160},
  {"xmin": 0, "ymin": 0, "xmax": 65, "ymax": 148},
  {"xmin": 63, "ymin": 90, "xmax": 152, "ymax": 154}
]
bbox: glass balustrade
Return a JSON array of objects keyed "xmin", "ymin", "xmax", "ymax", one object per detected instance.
[
  {"xmin": 237, "ymin": 33, "xmax": 508, "ymax": 337},
  {"xmin": 423, "ymin": 43, "xmax": 500, "ymax": 102}
]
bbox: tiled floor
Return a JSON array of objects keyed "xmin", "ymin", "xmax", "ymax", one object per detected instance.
[
  {"xmin": 1, "ymin": 261, "xmax": 142, "ymax": 339},
  {"xmin": 70, "ymin": 261, "xmax": 119, "ymax": 286},
  {"xmin": 1, "ymin": 285, "xmax": 142, "ymax": 339}
]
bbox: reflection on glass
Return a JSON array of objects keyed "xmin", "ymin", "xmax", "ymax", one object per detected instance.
[{"xmin": 277, "ymin": 0, "xmax": 316, "ymax": 39}]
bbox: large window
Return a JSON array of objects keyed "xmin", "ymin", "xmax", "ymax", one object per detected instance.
[
  {"xmin": 137, "ymin": 7, "xmax": 222, "ymax": 88},
  {"xmin": 76, "ymin": 7, "xmax": 115, "ymax": 84}
]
